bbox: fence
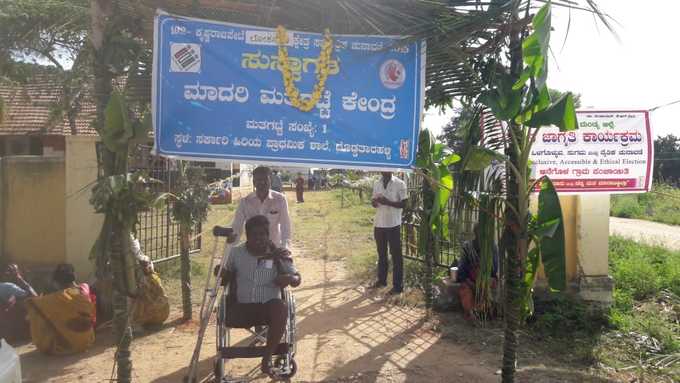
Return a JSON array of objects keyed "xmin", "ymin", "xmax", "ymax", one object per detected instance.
[
  {"xmin": 400, "ymin": 174, "xmax": 477, "ymax": 270},
  {"xmin": 131, "ymin": 145, "xmax": 201, "ymax": 262}
]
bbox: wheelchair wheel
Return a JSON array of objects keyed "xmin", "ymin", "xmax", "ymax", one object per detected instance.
[
  {"xmin": 275, "ymin": 358, "xmax": 297, "ymax": 379},
  {"xmin": 213, "ymin": 358, "xmax": 224, "ymax": 383}
]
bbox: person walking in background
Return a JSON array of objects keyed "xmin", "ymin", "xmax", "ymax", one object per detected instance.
[
  {"xmin": 295, "ymin": 173, "xmax": 305, "ymax": 203},
  {"xmin": 270, "ymin": 170, "xmax": 283, "ymax": 193},
  {"xmin": 371, "ymin": 172, "xmax": 408, "ymax": 294}
]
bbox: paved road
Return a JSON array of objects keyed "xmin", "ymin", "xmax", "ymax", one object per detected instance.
[{"xmin": 610, "ymin": 216, "xmax": 680, "ymax": 250}]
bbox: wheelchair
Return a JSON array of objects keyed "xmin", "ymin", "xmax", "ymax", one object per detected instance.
[{"xmin": 212, "ymin": 227, "xmax": 298, "ymax": 382}]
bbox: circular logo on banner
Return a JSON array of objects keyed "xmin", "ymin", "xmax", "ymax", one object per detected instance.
[{"xmin": 379, "ymin": 60, "xmax": 406, "ymax": 89}]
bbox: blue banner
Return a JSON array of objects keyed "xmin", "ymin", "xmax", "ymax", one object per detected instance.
[{"xmin": 153, "ymin": 12, "xmax": 425, "ymax": 170}]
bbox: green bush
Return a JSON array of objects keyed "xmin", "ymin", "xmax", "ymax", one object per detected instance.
[
  {"xmin": 638, "ymin": 313, "xmax": 680, "ymax": 353},
  {"xmin": 610, "ymin": 195, "xmax": 644, "ymax": 218},
  {"xmin": 610, "ymin": 184, "xmax": 680, "ymax": 225},
  {"xmin": 609, "ymin": 236, "xmax": 680, "ymax": 299},
  {"xmin": 612, "ymin": 289, "xmax": 634, "ymax": 312},
  {"xmin": 530, "ymin": 296, "xmax": 607, "ymax": 338},
  {"xmin": 665, "ymin": 260, "xmax": 680, "ymax": 296},
  {"xmin": 613, "ymin": 255, "xmax": 661, "ymax": 300},
  {"xmin": 607, "ymin": 236, "xmax": 680, "ymax": 355}
]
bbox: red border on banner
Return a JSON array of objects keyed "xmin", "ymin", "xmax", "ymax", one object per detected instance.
[{"xmin": 575, "ymin": 110, "xmax": 653, "ymax": 193}]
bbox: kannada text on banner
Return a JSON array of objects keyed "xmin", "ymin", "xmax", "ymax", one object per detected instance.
[
  {"xmin": 529, "ymin": 111, "xmax": 653, "ymax": 193},
  {"xmin": 153, "ymin": 12, "xmax": 425, "ymax": 170}
]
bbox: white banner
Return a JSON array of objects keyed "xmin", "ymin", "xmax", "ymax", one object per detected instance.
[{"xmin": 529, "ymin": 110, "xmax": 653, "ymax": 194}]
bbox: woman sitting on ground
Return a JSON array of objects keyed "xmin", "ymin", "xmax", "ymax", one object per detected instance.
[
  {"xmin": 456, "ymin": 224, "xmax": 499, "ymax": 321},
  {"xmin": 130, "ymin": 236, "xmax": 170, "ymax": 328},
  {"xmin": 0, "ymin": 263, "xmax": 38, "ymax": 342},
  {"xmin": 26, "ymin": 263, "xmax": 96, "ymax": 355}
]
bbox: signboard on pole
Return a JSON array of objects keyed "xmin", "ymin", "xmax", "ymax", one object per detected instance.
[
  {"xmin": 153, "ymin": 12, "xmax": 425, "ymax": 170},
  {"xmin": 529, "ymin": 110, "xmax": 653, "ymax": 194}
]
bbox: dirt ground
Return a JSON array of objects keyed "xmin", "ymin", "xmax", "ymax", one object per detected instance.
[
  {"xmin": 17, "ymin": 243, "xmax": 507, "ymax": 383},
  {"xmin": 16, "ymin": 244, "xmax": 616, "ymax": 383}
]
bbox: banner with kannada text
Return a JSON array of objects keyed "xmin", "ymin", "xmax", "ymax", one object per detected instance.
[
  {"xmin": 529, "ymin": 110, "xmax": 653, "ymax": 194},
  {"xmin": 153, "ymin": 12, "xmax": 425, "ymax": 170}
]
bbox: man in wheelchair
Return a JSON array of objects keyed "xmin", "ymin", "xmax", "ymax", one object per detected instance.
[{"xmin": 217, "ymin": 215, "xmax": 301, "ymax": 377}]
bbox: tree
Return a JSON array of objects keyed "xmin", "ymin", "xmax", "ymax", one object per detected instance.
[
  {"xmin": 415, "ymin": 129, "xmax": 460, "ymax": 308},
  {"xmin": 474, "ymin": 4, "xmax": 577, "ymax": 381},
  {"xmin": 167, "ymin": 163, "xmax": 210, "ymax": 321},
  {"xmin": 0, "ymin": 0, "xmax": 91, "ymax": 134},
  {"xmin": 89, "ymin": 90, "xmax": 153, "ymax": 383},
  {"xmin": 89, "ymin": 1, "xmax": 148, "ymax": 381},
  {"xmin": 654, "ymin": 134, "xmax": 680, "ymax": 184}
]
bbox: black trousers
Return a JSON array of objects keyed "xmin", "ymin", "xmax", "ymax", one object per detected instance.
[{"xmin": 374, "ymin": 225, "xmax": 403, "ymax": 291}]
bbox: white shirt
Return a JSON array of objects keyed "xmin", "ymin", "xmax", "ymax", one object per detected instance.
[
  {"xmin": 372, "ymin": 176, "xmax": 408, "ymax": 228},
  {"xmin": 230, "ymin": 190, "xmax": 292, "ymax": 248}
]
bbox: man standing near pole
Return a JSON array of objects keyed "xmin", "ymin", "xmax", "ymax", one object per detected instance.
[{"xmin": 370, "ymin": 172, "xmax": 407, "ymax": 294}]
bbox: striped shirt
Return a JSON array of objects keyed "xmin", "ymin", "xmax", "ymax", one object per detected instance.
[{"xmin": 226, "ymin": 244, "xmax": 297, "ymax": 304}]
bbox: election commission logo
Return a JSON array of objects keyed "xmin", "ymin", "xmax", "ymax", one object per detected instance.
[
  {"xmin": 379, "ymin": 59, "xmax": 406, "ymax": 89},
  {"xmin": 170, "ymin": 43, "xmax": 201, "ymax": 73}
]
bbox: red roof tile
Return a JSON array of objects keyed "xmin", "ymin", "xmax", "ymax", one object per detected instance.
[{"xmin": 0, "ymin": 78, "xmax": 98, "ymax": 136}]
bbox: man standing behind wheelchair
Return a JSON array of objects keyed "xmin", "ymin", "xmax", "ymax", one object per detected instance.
[
  {"xmin": 226, "ymin": 166, "xmax": 292, "ymax": 252},
  {"xmin": 216, "ymin": 215, "xmax": 301, "ymax": 378}
]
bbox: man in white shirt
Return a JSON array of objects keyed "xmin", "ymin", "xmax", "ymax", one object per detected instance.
[
  {"xmin": 227, "ymin": 166, "xmax": 292, "ymax": 250},
  {"xmin": 371, "ymin": 172, "xmax": 408, "ymax": 294}
]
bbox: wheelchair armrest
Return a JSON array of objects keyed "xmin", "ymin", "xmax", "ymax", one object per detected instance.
[{"xmin": 213, "ymin": 226, "xmax": 234, "ymax": 237}]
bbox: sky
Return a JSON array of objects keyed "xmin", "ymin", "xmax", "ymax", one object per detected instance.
[{"xmin": 424, "ymin": 0, "xmax": 680, "ymax": 139}]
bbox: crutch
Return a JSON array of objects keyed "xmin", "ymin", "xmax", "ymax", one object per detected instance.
[{"xmin": 185, "ymin": 226, "xmax": 233, "ymax": 383}]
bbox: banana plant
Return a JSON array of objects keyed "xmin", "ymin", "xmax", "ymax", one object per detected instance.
[
  {"xmin": 468, "ymin": 3, "xmax": 576, "ymax": 381},
  {"xmin": 415, "ymin": 128, "xmax": 460, "ymax": 307},
  {"xmin": 89, "ymin": 89, "xmax": 153, "ymax": 383},
  {"xmin": 522, "ymin": 176, "xmax": 566, "ymax": 318}
]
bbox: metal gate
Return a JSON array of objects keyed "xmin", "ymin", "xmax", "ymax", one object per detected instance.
[
  {"xmin": 131, "ymin": 145, "xmax": 201, "ymax": 262},
  {"xmin": 400, "ymin": 174, "xmax": 476, "ymax": 270}
]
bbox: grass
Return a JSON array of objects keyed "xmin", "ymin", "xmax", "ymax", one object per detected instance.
[
  {"xmin": 290, "ymin": 189, "xmax": 376, "ymax": 281},
  {"xmin": 607, "ymin": 236, "xmax": 680, "ymax": 356},
  {"xmin": 611, "ymin": 184, "xmax": 680, "ymax": 225},
  {"xmin": 521, "ymin": 236, "xmax": 680, "ymax": 381}
]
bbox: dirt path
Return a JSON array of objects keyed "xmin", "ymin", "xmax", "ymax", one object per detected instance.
[
  {"xmin": 610, "ymin": 216, "xmax": 680, "ymax": 250},
  {"xmin": 17, "ymin": 242, "xmax": 504, "ymax": 383}
]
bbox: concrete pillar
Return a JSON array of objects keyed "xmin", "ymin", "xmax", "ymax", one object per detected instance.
[
  {"xmin": 65, "ymin": 136, "xmax": 103, "ymax": 281},
  {"xmin": 575, "ymin": 194, "xmax": 614, "ymax": 306}
]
